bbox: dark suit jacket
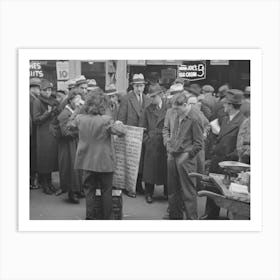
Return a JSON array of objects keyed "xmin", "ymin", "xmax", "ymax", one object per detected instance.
[
  {"xmin": 117, "ymin": 90, "xmax": 151, "ymax": 127},
  {"xmin": 214, "ymin": 111, "xmax": 245, "ymax": 158}
]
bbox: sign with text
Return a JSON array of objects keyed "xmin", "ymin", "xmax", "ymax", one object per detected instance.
[
  {"xmin": 30, "ymin": 61, "xmax": 44, "ymax": 78},
  {"xmin": 112, "ymin": 126, "xmax": 144, "ymax": 193},
  {"xmin": 56, "ymin": 61, "xmax": 69, "ymax": 81},
  {"xmin": 178, "ymin": 60, "xmax": 206, "ymax": 81}
]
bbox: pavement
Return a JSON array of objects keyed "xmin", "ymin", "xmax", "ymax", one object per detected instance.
[{"xmin": 30, "ymin": 172, "xmax": 212, "ymax": 220}]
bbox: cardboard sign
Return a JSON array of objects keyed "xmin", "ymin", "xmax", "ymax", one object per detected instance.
[
  {"xmin": 112, "ymin": 126, "xmax": 144, "ymax": 193},
  {"xmin": 178, "ymin": 61, "xmax": 206, "ymax": 81},
  {"xmin": 56, "ymin": 61, "xmax": 69, "ymax": 81}
]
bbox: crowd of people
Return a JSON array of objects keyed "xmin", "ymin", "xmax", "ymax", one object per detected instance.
[{"xmin": 29, "ymin": 72, "xmax": 250, "ymax": 220}]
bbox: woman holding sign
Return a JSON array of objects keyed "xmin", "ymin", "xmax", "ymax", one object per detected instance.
[{"xmin": 68, "ymin": 93, "xmax": 126, "ymax": 219}]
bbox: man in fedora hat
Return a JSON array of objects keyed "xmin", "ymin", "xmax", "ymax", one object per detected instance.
[
  {"xmin": 140, "ymin": 86, "xmax": 169, "ymax": 203},
  {"xmin": 75, "ymin": 75, "xmax": 88, "ymax": 100},
  {"xmin": 117, "ymin": 73, "xmax": 151, "ymax": 197},
  {"xmin": 105, "ymin": 84, "xmax": 121, "ymax": 121},
  {"xmin": 201, "ymin": 89, "xmax": 246, "ymax": 219}
]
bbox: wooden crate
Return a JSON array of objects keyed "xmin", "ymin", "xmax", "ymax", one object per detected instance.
[{"xmin": 91, "ymin": 189, "xmax": 123, "ymax": 220}]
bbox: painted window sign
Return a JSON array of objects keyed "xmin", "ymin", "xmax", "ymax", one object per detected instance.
[
  {"xmin": 30, "ymin": 61, "xmax": 44, "ymax": 78},
  {"xmin": 178, "ymin": 60, "xmax": 206, "ymax": 81}
]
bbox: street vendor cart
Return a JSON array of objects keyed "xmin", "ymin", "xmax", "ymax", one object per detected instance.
[{"xmin": 190, "ymin": 161, "xmax": 250, "ymax": 220}]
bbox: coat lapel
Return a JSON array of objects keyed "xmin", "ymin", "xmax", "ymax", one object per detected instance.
[
  {"xmin": 129, "ymin": 92, "xmax": 141, "ymax": 117},
  {"xmin": 218, "ymin": 112, "xmax": 243, "ymax": 140},
  {"xmin": 155, "ymin": 101, "xmax": 168, "ymax": 127}
]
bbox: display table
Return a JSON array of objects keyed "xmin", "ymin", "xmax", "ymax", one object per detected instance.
[
  {"xmin": 190, "ymin": 173, "xmax": 250, "ymax": 220},
  {"xmin": 91, "ymin": 189, "xmax": 123, "ymax": 220}
]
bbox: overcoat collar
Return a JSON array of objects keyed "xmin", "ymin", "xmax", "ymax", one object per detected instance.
[
  {"xmin": 128, "ymin": 91, "xmax": 150, "ymax": 117},
  {"xmin": 217, "ymin": 111, "xmax": 243, "ymax": 140}
]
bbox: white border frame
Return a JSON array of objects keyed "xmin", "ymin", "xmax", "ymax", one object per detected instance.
[{"xmin": 18, "ymin": 48, "xmax": 262, "ymax": 232}]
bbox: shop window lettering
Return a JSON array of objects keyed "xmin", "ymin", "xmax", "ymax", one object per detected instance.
[{"xmin": 30, "ymin": 62, "xmax": 44, "ymax": 78}]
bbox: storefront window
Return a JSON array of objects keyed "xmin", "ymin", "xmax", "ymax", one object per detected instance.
[{"xmin": 81, "ymin": 61, "xmax": 106, "ymax": 90}]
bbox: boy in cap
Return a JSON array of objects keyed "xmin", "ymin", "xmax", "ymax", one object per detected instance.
[{"xmin": 167, "ymin": 93, "xmax": 204, "ymax": 219}]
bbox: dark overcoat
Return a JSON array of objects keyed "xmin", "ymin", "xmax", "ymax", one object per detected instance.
[
  {"xmin": 210, "ymin": 111, "xmax": 245, "ymax": 173},
  {"xmin": 33, "ymin": 96, "xmax": 58, "ymax": 173},
  {"xmin": 30, "ymin": 94, "xmax": 38, "ymax": 172},
  {"xmin": 57, "ymin": 106, "xmax": 82, "ymax": 193},
  {"xmin": 117, "ymin": 91, "xmax": 151, "ymax": 174},
  {"xmin": 141, "ymin": 101, "xmax": 169, "ymax": 185}
]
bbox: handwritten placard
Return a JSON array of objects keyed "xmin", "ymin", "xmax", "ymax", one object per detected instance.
[{"xmin": 112, "ymin": 125, "xmax": 144, "ymax": 193}]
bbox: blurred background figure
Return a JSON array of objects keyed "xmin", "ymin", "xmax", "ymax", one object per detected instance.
[
  {"xmin": 33, "ymin": 79, "xmax": 59, "ymax": 195},
  {"xmin": 211, "ymin": 84, "xmax": 230, "ymax": 124},
  {"xmin": 240, "ymin": 86, "xmax": 250, "ymax": 118},
  {"xmin": 187, "ymin": 96, "xmax": 210, "ymax": 176},
  {"xmin": 56, "ymin": 92, "xmax": 84, "ymax": 203},
  {"xmin": 147, "ymin": 72, "xmax": 165, "ymax": 94},
  {"xmin": 200, "ymin": 84, "xmax": 216, "ymax": 115},
  {"xmin": 87, "ymin": 79, "xmax": 99, "ymax": 92},
  {"xmin": 30, "ymin": 77, "xmax": 41, "ymax": 189},
  {"xmin": 237, "ymin": 117, "xmax": 250, "ymax": 164}
]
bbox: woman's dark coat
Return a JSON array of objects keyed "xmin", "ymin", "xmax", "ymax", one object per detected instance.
[
  {"xmin": 32, "ymin": 96, "xmax": 59, "ymax": 173},
  {"xmin": 141, "ymin": 101, "xmax": 169, "ymax": 185}
]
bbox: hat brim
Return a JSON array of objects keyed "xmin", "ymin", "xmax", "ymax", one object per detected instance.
[
  {"xmin": 75, "ymin": 80, "xmax": 88, "ymax": 86},
  {"xmin": 30, "ymin": 83, "xmax": 41, "ymax": 88},
  {"xmin": 106, "ymin": 91, "xmax": 119, "ymax": 96},
  {"xmin": 170, "ymin": 90, "xmax": 183, "ymax": 95},
  {"xmin": 149, "ymin": 90, "xmax": 164, "ymax": 97},
  {"xmin": 131, "ymin": 80, "xmax": 147, "ymax": 84},
  {"xmin": 223, "ymin": 97, "xmax": 242, "ymax": 105}
]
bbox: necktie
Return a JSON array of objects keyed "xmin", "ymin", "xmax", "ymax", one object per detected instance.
[{"xmin": 138, "ymin": 94, "xmax": 142, "ymax": 106}]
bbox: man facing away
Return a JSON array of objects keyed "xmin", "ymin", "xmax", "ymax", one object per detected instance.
[{"xmin": 166, "ymin": 93, "xmax": 204, "ymax": 219}]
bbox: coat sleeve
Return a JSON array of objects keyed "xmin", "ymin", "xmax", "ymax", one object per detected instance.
[
  {"xmin": 162, "ymin": 109, "xmax": 171, "ymax": 148},
  {"xmin": 58, "ymin": 111, "xmax": 77, "ymax": 137},
  {"xmin": 140, "ymin": 108, "xmax": 149, "ymax": 143},
  {"xmin": 188, "ymin": 117, "xmax": 204, "ymax": 159},
  {"xmin": 117, "ymin": 95, "xmax": 128, "ymax": 124},
  {"xmin": 33, "ymin": 99, "xmax": 51, "ymax": 126}
]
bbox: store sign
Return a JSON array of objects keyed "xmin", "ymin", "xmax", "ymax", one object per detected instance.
[
  {"xmin": 56, "ymin": 61, "xmax": 69, "ymax": 81},
  {"xmin": 127, "ymin": 60, "xmax": 146, "ymax": 65},
  {"xmin": 210, "ymin": 60, "xmax": 229, "ymax": 65},
  {"xmin": 30, "ymin": 61, "xmax": 44, "ymax": 78},
  {"xmin": 178, "ymin": 61, "xmax": 206, "ymax": 81}
]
